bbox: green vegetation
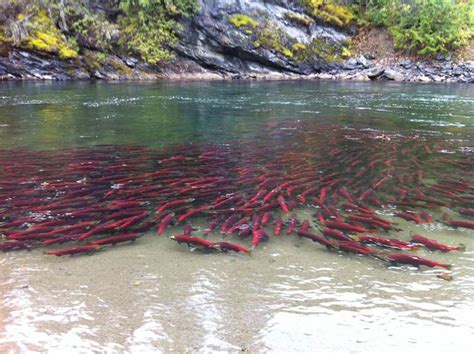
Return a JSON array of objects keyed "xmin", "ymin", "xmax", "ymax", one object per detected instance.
[
  {"xmin": 0, "ymin": 0, "xmax": 198, "ymax": 65},
  {"xmin": 118, "ymin": 0, "xmax": 199, "ymax": 65},
  {"xmin": 285, "ymin": 12, "xmax": 315, "ymax": 27},
  {"xmin": 0, "ymin": 0, "xmax": 471, "ymax": 67},
  {"xmin": 230, "ymin": 14, "xmax": 349, "ymax": 63},
  {"xmin": 229, "ymin": 14, "xmax": 258, "ymax": 28},
  {"xmin": 301, "ymin": 0, "xmax": 354, "ymax": 28},
  {"xmin": 363, "ymin": 0, "xmax": 474, "ymax": 56},
  {"xmin": 253, "ymin": 21, "xmax": 294, "ymax": 58},
  {"xmin": 22, "ymin": 10, "xmax": 78, "ymax": 59},
  {"xmin": 294, "ymin": 37, "xmax": 346, "ymax": 63}
]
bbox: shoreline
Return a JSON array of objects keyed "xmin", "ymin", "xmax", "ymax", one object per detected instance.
[{"xmin": 1, "ymin": 49, "xmax": 473, "ymax": 84}]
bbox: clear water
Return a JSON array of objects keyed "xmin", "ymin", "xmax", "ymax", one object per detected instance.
[{"xmin": 0, "ymin": 81, "xmax": 473, "ymax": 353}]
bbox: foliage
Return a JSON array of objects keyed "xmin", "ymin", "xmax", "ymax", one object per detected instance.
[
  {"xmin": 23, "ymin": 10, "xmax": 78, "ymax": 59},
  {"xmin": 229, "ymin": 14, "xmax": 258, "ymax": 28},
  {"xmin": 253, "ymin": 21, "xmax": 294, "ymax": 57},
  {"xmin": 64, "ymin": 2, "xmax": 120, "ymax": 52},
  {"xmin": 301, "ymin": 0, "xmax": 354, "ymax": 28},
  {"xmin": 294, "ymin": 37, "xmax": 345, "ymax": 62},
  {"xmin": 285, "ymin": 12, "xmax": 315, "ymax": 26},
  {"xmin": 118, "ymin": 0, "xmax": 199, "ymax": 64},
  {"xmin": 365, "ymin": 0, "xmax": 474, "ymax": 56}
]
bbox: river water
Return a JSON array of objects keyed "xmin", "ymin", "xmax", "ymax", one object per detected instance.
[{"xmin": 0, "ymin": 81, "xmax": 473, "ymax": 353}]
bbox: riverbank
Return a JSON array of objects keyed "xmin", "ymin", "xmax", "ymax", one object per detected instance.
[
  {"xmin": 1, "ymin": 0, "xmax": 472, "ymax": 84},
  {"xmin": 1, "ymin": 48, "xmax": 473, "ymax": 83}
]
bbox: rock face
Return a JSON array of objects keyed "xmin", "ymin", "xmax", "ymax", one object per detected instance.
[
  {"xmin": 0, "ymin": 0, "xmax": 473, "ymax": 82},
  {"xmin": 175, "ymin": 0, "xmax": 351, "ymax": 75}
]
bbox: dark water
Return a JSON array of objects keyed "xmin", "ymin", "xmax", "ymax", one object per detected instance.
[
  {"xmin": 0, "ymin": 81, "xmax": 472, "ymax": 149},
  {"xmin": 0, "ymin": 81, "xmax": 473, "ymax": 353}
]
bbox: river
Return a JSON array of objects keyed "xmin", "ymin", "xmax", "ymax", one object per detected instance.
[{"xmin": 0, "ymin": 81, "xmax": 473, "ymax": 353}]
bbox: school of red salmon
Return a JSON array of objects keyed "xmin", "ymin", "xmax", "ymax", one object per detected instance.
[{"xmin": 0, "ymin": 121, "xmax": 472, "ymax": 270}]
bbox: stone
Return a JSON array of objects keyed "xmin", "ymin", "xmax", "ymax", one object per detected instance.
[
  {"xmin": 367, "ymin": 67, "xmax": 384, "ymax": 80},
  {"xmin": 124, "ymin": 57, "xmax": 138, "ymax": 68},
  {"xmin": 384, "ymin": 68, "xmax": 405, "ymax": 81},
  {"xmin": 356, "ymin": 55, "xmax": 369, "ymax": 68}
]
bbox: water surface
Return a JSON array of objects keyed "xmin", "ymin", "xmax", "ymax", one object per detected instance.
[{"xmin": 0, "ymin": 81, "xmax": 473, "ymax": 353}]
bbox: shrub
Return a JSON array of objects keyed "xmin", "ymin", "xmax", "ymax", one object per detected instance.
[
  {"xmin": 118, "ymin": 0, "xmax": 199, "ymax": 65},
  {"xmin": 366, "ymin": 0, "xmax": 474, "ymax": 56}
]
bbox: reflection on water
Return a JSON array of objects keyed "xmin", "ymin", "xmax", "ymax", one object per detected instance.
[{"xmin": 0, "ymin": 81, "xmax": 473, "ymax": 352}]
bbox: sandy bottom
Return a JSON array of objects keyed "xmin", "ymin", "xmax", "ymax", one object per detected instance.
[{"xmin": 1, "ymin": 215, "xmax": 473, "ymax": 353}]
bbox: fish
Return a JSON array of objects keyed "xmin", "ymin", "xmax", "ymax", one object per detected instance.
[
  {"xmin": 459, "ymin": 208, "xmax": 474, "ymax": 217},
  {"xmin": 214, "ymin": 241, "xmax": 251, "ymax": 254},
  {"xmin": 91, "ymin": 233, "xmax": 140, "ymax": 246},
  {"xmin": 156, "ymin": 198, "xmax": 195, "ymax": 213},
  {"xmin": 277, "ymin": 195, "xmax": 290, "ymax": 213},
  {"xmin": 170, "ymin": 235, "xmax": 216, "ymax": 249},
  {"xmin": 297, "ymin": 230, "xmax": 337, "ymax": 249},
  {"xmin": 386, "ymin": 253, "xmax": 451, "ymax": 269},
  {"xmin": 46, "ymin": 245, "xmax": 100, "ymax": 256},
  {"xmin": 443, "ymin": 213, "xmax": 474, "ymax": 230},
  {"xmin": 395, "ymin": 211, "xmax": 421, "ymax": 224},
  {"xmin": 322, "ymin": 228, "xmax": 352, "ymax": 241},
  {"xmin": 157, "ymin": 212, "xmax": 175, "ymax": 235},
  {"xmin": 324, "ymin": 221, "xmax": 371, "ymax": 234},
  {"xmin": 177, "ymin": 205, "xmax": 209, "ymax": 223},
  {"xmin": 336, "ymin": 240, "xmax": 383, "ymax": 257},
  {"xmin": 0, "ymin": 241, "xmax": 33, "ymax": 252},
  {"xmin": 274, "ymin": 217, "xmax": 283, "ymax": 236},
  {"xmin": 261, "ymin": 212, "xmax": 271, "ymax": 226},
  {"xmin": 299, "ymin": 220, "xmax": 310, "ymax": 232},
  {"xmin": 410, "ymin": 234, "xmax": 465, "ymax": 252},
  {"xmin": 356, "ymin": 235, "xmax": 418, "ymax": 250},
  {"xmin": 225, "ymin": 217, "xmax": 250, "ymax": 236},
  {"xmin": 286, "ymin": 215, "xmax": 299, "ymax": 235}
]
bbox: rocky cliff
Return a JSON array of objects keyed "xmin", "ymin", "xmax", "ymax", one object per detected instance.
[{"xmin": 0, "ymin": 0, "xmax": 472, "ymax": 82}]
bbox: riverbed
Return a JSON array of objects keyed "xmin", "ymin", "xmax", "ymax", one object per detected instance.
[{"xmin": 0, "ymin": 81, "xmax": 473, "ymax": 353}]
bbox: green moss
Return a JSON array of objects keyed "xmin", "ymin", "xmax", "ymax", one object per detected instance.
[
  {"xmin": 59, "ymin": 46, "xmax": 78, "ymax": 60},
  {"xmin": 294, "ymin": 37, "xmax": 344, "ymax": 63},
  {"xmin": 25, "ymin": 35, "xmax": 56, "ymax": 53},
  {"xmin": 21, "ymin": 10, "xmax": 78, "ymax": 60},
  {"xmin": 109, "ymin": 58, "xmax": 133, "ymax": 75},
  {"xmin": 229, "ymin": 14, "xmax": 258, "ymax": 28},
  {"xmin": 292, "ymin": 42, "xmax": 307, "ymax": 52},
  {"xmin": 340, "ymin": 46, "xmax": 352, "ymax": 58},
  {"xmin": 96, "ymin": 51, "xmax": 107, "ymax": 64},
  {"xmin": 301, "ymin": 0, "xmax": 354, "ymax": 28},
  {"xmin": 282, "ymin": 48, "xmax": 293, "ymax": 57},
  {"xmin": 285, "ymin": 12, "xmax": 314, "ymax": 27},
  {"xmin": 83, "ymin": 50, "xmax": 101, "ymax": 71}
]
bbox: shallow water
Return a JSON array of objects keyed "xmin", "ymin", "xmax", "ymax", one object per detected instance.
[{"xmin": 0, "ymin": 81, "xmax": 473, "ymax": 353}]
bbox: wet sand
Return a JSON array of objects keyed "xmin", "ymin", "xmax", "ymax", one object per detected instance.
[{"xmin": 1, "ymin": 216, "xmax": 473, "ymax": 353}]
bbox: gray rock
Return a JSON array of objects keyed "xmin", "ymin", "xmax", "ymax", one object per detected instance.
[
  {"xmin": 124, "ymin": 57, "xmax": 138, "ymax": 68},
  {"xmin": 356, "ymin": 55, "xmax": 369, "ymax": 68},
  {"xmin": 176, "ymin": 0, "xmax": 351, "ymax": 75},
  {"xmin": 400, "ymin": 60, "xmax": 412, "ymax": 69},
  {"xmin": 384, "ymin": 68, "xmax": 405, "ymax": 81},
  {"xmin": 367, "ymin": 67, "xmax": 384, "ymax": 80}
]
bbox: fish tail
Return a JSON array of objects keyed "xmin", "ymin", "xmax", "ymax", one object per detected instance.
[{"xmin": 458, "ymin": 243, "xmax": 466, "ymax": 251}]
